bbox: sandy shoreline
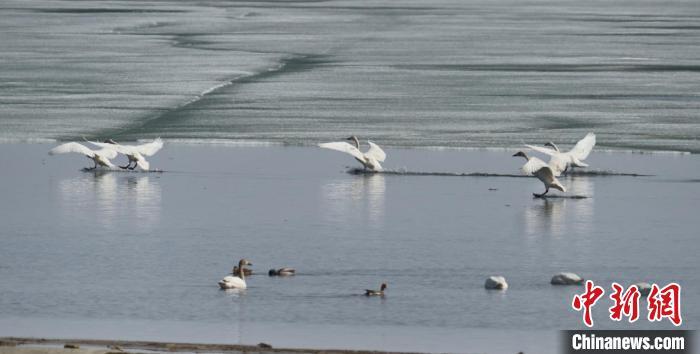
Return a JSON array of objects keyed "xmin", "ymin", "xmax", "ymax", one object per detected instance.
[{"xmin": 0, "ymin": 338, "xmax": 431, "ymax": 354}]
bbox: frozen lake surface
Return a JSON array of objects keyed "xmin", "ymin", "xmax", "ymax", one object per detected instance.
[{"xmin": 1, "ymin": 0, "xmax": 700, "ymax": 152}]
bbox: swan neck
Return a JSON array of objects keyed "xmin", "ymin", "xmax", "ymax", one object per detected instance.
[
  {"xmin": 238, "ymin": 260, "xmax": 246, "ymax": 280},
  {"xmin": 352, "ymin": 136, "xmax": 360, "ymax": 149},
  {"xmin": 549, "ymin": 142, "xmax": 560, "ymax": 152}
]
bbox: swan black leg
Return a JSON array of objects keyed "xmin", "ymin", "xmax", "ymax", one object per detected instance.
[
  {"xmin": 533, "ymin": 187, "xmax": 549, "ymax": 198},
  {"xmin": 128, "ymin": 163, "xmax": 137, "ymax": 170},
  {"xmin": 86, "ymin": 160, "xmax": 98, "ymax": 170},
  {"xmin": 119, "ymin": 162, "xmax": 131, "ymax": 169}
]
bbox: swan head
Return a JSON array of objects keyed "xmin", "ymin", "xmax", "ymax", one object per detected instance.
[
  {"xmin": 104, "ymin": 139, "xmax": 117, "ymax": 144},
  {"xmin": 381, "ymin": 283, "xmax": 387, "ymax": 291},
  {"xmin": 345, "ymin": 136, "xmax": 360, "ymax": 148},
  {"xmin": 512, "ymin": 151, "xmax": 528, "ymax": 159},
  {"xmin": 238, "ymin": 259, "xmax": 252, "ymax": 267}
]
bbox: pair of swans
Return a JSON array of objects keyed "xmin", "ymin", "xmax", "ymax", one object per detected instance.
[
  {"xmin": 49, "ymin": 138, "xmax": 163, "ymax": 171},
  {"xmin": 514, "ymin": 133, "xmax": 596, "ymax": 197},
  {"xmin": 319, "ymin": 134, "xmax": 596, "ymax": 198}
]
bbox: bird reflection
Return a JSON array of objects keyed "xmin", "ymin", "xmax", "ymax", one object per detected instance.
[
  {"xmin": 523, "ymin": 177, "xmax": 594, "ymax": 238},
  {"xmin": 320, "ymin": 174, "xmax": 386, "ymax": 227},
  {"xmin": 57, "ymin": 171, "xmax": 161, "ymax": 231}
]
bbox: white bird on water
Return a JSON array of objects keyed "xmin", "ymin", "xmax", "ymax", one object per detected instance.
[
  {"xmin": 319, "ymin": 136, "xmax": 386, "ymax": 171},
  {"xmin": 49, "ymin": 142, "xmax": 118, "ymax": 170},
  {"xmin": 525, "ymin": 132, "xmax": 596, "ymax": 176},
  {"xmin": 219, "ymin": 259, "xmax": 252, "ymax": 290},
  {"xmin": 86, "ymin": 138, "xmax": 163, "ymax": 171},
  {"xmin": 513, "ymin": 151, "xmax": 566, "ymax": 198}
]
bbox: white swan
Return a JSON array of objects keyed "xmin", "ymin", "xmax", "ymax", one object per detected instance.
[
  {"xmin": 86, "ymin": 138, "xmax": 163, "ymax": 171},
  {"xmin": 49, "ymin": 142, "xmax": 118, "ymax": 170},
  {"xmin": 219, "ymin": 259, "xmax": 252, "ymax": 289},
  {"xmin": 513, "ymin": 151, "xmax": 566, "ymax": 198},
  {"xmin": 319, "ymin": 136, "xmax": 386, "ymax": 171},
  {"xmin": 525, "ymin": 133, "xmax": 596, "ymax": 176}
]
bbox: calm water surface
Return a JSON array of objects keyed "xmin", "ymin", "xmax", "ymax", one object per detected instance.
[{"xmin": 0, "ymin": 143, "xmax": 698, "ymax": 353}]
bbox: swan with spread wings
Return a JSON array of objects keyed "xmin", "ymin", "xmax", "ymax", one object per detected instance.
[
  {"xmin": 525, "ymin": 133, "xmax": 596, "ymax": 176},
  {"xmin": 319, "ymin": 136, "xmax": 386, "ymax": 172},
  {"xmin": 513, "ymin": 151, "xmax": 566, "ymax": 198},
  {"xmin": 49, "ymin": 142, "xmax": 118, "ymax": 170}
]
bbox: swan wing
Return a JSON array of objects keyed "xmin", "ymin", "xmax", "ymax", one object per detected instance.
[
  {"xmin": 49, "ymin": 142, "xmax": 94, "ymax": 157},
  {"xmin": 86, "ymin": 140, "xmax": 133, "ymax": 155},
  {"xmin": 568, "ymin": 132, "xmax": 596, "ymax": 160},
  {"xmin": 546, "ymin": 154, "xmax": 569, "ymax": 177},
  {"xmin": 524, "ymin": 144, "xmax": 558, "ymax": 157},
  {"xmin": 134, "ymin": 153, "xmax": 150, "ymax": 170},
  {"xmin": 221, "ymin": 275, "xmax": 238, "ymax": 282},
  {"xmin": 533, "ymin": 165, "xmax": 555, "ymax": 184},
  {"xmin": 570, "ymin": 158, "xmax": 589, "ymax": 168},
  {"xmin": 95, "ymin": 147, "xmax": 118, "ymax": 160},
  {"xmin": 219, "ymin": 276, "xmax": 246, "ymax": 289},
  {"xmin": 365, "ymin": 141, "xmax": 386, "ymax": 162},
  {"xmin": 318, "ymin": 142, "xmax": 365, "ymax": 161},
  {"xmin": 521, "ymin": 156, "xmax": 548, "ymax": 176},
  {"xmin": 134, "ymin": 138, "xmax": 163, "ymax": 156},
  {"xmin": 534, "ymin": 166, "xmax": 567, "ymax": 192},
  {"xmin": 363, "ymin": 158, "xmax": 382, "ymax": 171}
]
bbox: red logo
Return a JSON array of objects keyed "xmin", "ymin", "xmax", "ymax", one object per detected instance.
[
  {"xmin": 572, "ymin": 280, "xmax": 605, "ymax": 327},
  {"xmin": 647, "ymin": 283, "xmax": 682, "ymax": 326},
  {"xmin": 609, "ymin": 282, "xmax": 640, "ymax": 322},
  {"xmin": 572, "ymin": 281, "xmax": 682, "ymax": 327}
]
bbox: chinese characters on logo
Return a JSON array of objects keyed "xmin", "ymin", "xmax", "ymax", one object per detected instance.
[
  {"xmin": 609, "ymin": 282, "xmax": 640, "ymax": 322},
  {"xmin": 572, "ymin": 280, "xmax": 605, "ymax": 327},
  {"xmin": 572, "ymin": 280, "xmax": 681, "ymax": 327}
]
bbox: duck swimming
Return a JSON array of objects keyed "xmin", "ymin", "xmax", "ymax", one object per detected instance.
[
  {"xmin": 268, "ymin": 267, "xmax": 295, "ymax": 276},
  {"xmin": 365, "ymin": 283, "xmax": 387, "ymax": 296}
]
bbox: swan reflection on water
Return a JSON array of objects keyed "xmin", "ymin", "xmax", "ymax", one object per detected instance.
[
  {"xmin": 523, "ymin": 177, "xmax": 594, "ymax": 238},
  {"xmin": 320, "ymin": 173, "xmax": 386, "ymax": 227},
  {"xmin": 57, "ymin": 171, "xmax": 162, "ymax": 231}
]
